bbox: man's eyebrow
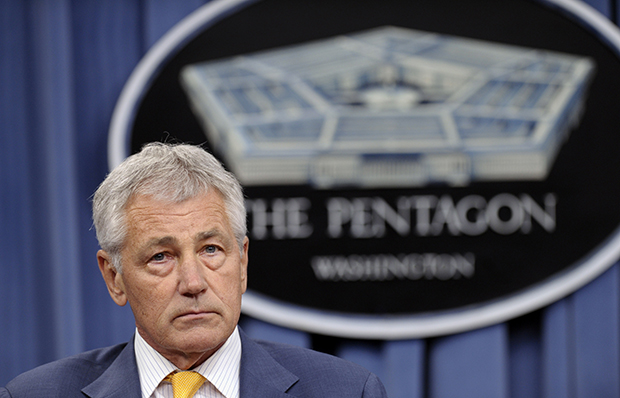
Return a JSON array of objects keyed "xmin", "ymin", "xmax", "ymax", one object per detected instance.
[
  {"xmin": 142, "ymin": 236, "xmax": 177, "ymax": 249},
  {"xmin": 197, "ymin": 230, "xmax": 233, "ymax": 245},
  {"xmin": 134, "ymin": 236, "xmax": 177, "ymax": 262}
]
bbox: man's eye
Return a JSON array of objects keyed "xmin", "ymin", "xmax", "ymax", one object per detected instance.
[
  {"xmin": 205, "ymin": 245, "xmax": 218, "ymax": 254},
  {"xmin": 151, "ymin": 253, "xmax": 166, "ymax": 262}
]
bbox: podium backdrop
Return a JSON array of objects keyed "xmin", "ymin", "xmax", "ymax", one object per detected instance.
[{"xmin": 1, "ymin": 1, "xmax": 620, "ymax": 397}]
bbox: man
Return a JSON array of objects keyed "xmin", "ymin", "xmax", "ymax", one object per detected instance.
[{"xmin": 1, "ymin": 143, "xmax": 387, "ymax": 398}]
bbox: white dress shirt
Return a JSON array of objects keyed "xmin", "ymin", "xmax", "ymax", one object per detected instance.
[{"xmin": 134, "ymin": 327, "xmax": 242, "ymax": 398}]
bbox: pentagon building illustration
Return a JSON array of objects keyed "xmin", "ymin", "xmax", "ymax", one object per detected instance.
[{"xmin": 180, "ymin": 26, "xmax": 595, "ymax": 188}]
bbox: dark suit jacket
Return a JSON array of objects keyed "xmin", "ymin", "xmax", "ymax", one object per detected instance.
[{"xmin": 0, "ymin": 329, "xmax": 387, "ymax": 397}]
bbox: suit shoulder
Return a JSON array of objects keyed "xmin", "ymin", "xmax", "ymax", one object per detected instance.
[
  {"xmin": 240, "ymin": 334, "xmax": 388, "ymax": 397},
  {"xmin": 3, "ymin": 343, "xmax": 127, "ymax": 397},
  {"xmin": 255, "ymin": 339, "xmax": 372, "ymax": 379},
  {"xmin": 253, "ymin": 340, "xmax": 387, "ymax": 397}
]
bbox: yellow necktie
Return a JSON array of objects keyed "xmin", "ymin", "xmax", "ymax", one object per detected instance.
[{"xmin": 166, "ymin": 371, "xmax": 206, "ymax": 398}]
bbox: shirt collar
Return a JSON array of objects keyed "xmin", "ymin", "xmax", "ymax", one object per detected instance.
[{"xmin": 134, "ymin": 327, "xmax": 242, "ymax": 398}]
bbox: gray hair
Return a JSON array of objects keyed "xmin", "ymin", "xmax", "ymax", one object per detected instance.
[{"xmin": 92, "ymin": 142, "xmax": 246, "ymax": 272}]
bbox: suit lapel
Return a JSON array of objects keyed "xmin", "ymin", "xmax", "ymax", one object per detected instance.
[
  {"xmin": 81, "ymin": 336, "xmax": 142, "ymax": 398},
  {"xmin": 239, "ymin": 330, "xmax": 299, "ymax": 397},
  {"xmin": 80, "ymin": 331, "xmax": 299, "ymax": 398}
]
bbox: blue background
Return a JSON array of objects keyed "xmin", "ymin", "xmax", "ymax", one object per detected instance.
[{"xmin": 1, "ymin": 1, "xmax": 619, "ymax": 397}]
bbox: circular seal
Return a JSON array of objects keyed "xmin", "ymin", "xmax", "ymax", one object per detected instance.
[{"xmin": 109, "ymin": 0, "xmax": 620, "ymax": 338}]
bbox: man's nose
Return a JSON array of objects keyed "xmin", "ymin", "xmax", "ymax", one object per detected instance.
[{"xmin": 178, "ymin": 255, "xmax": 208, "ymax": 296}]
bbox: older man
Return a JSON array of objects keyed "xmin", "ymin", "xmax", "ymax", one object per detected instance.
[{"xmin": 1, "ymin": 143, "xmax": 387, "ymax": 398}]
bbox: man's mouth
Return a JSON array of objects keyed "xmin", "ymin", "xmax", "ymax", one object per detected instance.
[{"xmin": 175, "ymin": 310, "xmax": 213, "ymax": 321}]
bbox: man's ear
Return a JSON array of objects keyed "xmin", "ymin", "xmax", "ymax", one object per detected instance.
[
  {"xmin": 97, "ymin": 250, "xmax": 128, "ymax": 306},
  {"xmin": 240, "ymin": 237, "xmax": 249, "ymax": 294}
]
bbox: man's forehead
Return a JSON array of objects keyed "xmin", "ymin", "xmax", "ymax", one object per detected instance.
[
  {"xmin": 126, "ymin": 191, "xmax": 226, "ymax": 215},
  {"xmin": 124, "ymin": 194, "xmax": 231, "ymax": 236}
]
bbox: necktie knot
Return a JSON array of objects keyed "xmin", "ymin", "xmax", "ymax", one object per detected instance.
[{"xmin": 165, "ymin": 371, "xmax": 206, "ymax": 398}]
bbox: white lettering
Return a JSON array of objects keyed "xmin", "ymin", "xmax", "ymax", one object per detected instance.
[
  {"xmin": 430, "ymin": 195, "xmax": 462, "ymax": 236},
  {"xmin": 411, "ymin": 195, "xmax": 436, "ymax": 236},
  {"xmin": 326, "ymin": 193, "xmax": 556, "ymax": 238},
  {"xmin": 486, "ymin": 193, "xmax": 523, "ymax": 235},
  {"xmin": 456, "ymin": 195, "xmax": 487, "ymax": 236},
  {"xmin": 311, "ymin": 253, "xmax": 476, "ymax": 281},
  {"xmin": 326, "ymin": 198, "xmax": 352, "ymax": 238},
  {"xmin": 246, "ymin": 198, "xmax": 313, "ymax": 240},
  {"xmin": 521, "ymin": 193, "xmax": 556, "ymax": 233}
]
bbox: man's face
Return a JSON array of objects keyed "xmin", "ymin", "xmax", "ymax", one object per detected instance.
[{"xmin": 98, "ymin": 190, "xmax": 248, "ymax": 369}]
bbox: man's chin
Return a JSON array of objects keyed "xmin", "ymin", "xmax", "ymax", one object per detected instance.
[
  {"xmin": 172, "ymin": 335, "xmax": 228, "ymax": 366},
  {"xmin": 171, "ymin": 324, "xmax": 231, "ymax": 352}
]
